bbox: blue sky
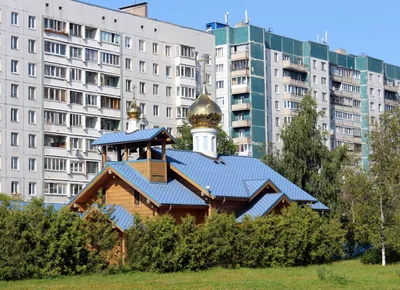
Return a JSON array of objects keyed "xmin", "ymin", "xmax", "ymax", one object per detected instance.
[{"xmin": 84, "ymin": 0, "xmax": 399, "ymax": 66}]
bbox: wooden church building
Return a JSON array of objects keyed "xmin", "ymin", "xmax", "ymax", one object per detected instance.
[{"xmin": 67, "ymin": 82, "xmax": 328, "ymax": 233}]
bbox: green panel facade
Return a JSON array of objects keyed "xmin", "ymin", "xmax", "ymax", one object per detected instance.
[
  {"xmin": 251, "ymin": 59, "xmax": 264, "ymax": 76},
  {"xmin": 267, "ymin": 33, "xmax": 282, "ymax": 51},
  {"xmin": 250, "ymin": 42, "xmax": 264, "ymax": 60},
  {"xmin": 251, "ymin": 109, "xmax": 265, "ymax": 127},
  {"xmin": 249, "ymin": 25, "xmax": 264, "ymax": 43},
  {"xmin": 307, "ymin": 42, "xmax": 328, "ymax": 60},
  {"xmin": 367, "ymin": 57, "xmax": 383, "ymax": 74},
  {"xmin": 231, "ymin": 26, "xmax": 249, "ymax": 44},
  {"xmin": 212, "ymin": 28, "xmax": 228, "ymax": 46},
  {"xmin": 251, "ymin": 126, "xmax": 266, "ymax": 159},
  {"xmin": 329, "ymin": 52, "xmax": 356, "ymax": 70},
  {"xmin": 233, "ymin": 111, "xmax": 250, "ymax": 121},
  {"xmin": 251, "ymin": 92, "xmax": 265, "ymax": 110},
  {"xmin": 355, "ymin": 57, "xmax": 367, "ymax": 71},
  {"xmin": 251, "ymin": 77, "xmax": 264, "ymax": 94}
]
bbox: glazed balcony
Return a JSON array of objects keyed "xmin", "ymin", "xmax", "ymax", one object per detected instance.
[
  {"xmin": 384, "ymin": 84, "xmax": 398, "ymax": 93},
  {"xmin": 282, "ymin": 76, "xmax": 308, "ymax": 88},
  {"xmin": 231, "ymin": 67, "xmax": 249, "ymax": 77},
  {"xmin": 282, "ymin": 60, "xmax": 308, "ymax": 73},
  {"xmin": 231, "ymin": 51, "xmax": 249, "ymax": 61},
  {"xmin": 233, "ymin": 136, "xmax": 252, "ymax": 143},
  {"xmin": 232, "ymin": 85, "xmax": 250, "ymax": 95},
  {"xmin": 232, "ymin": 120, "xmax": 251, "ymax": 128},
  {"xmin": 331, "ymin": 75, "xmax": 360, "ymax": 85}
]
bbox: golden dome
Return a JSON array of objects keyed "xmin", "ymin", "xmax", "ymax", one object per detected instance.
[
  {"xmin": 127, "ymin": 100, "xmax": 141, "ymax": 119},
  {"xmin": 188, "ymin": 85, "xmax": 222, "ymax": 128}
]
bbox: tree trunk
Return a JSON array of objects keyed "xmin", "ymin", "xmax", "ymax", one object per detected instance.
[{"xmin": 380, "ymin": 195, "xmax": 386, "ymax": 266}]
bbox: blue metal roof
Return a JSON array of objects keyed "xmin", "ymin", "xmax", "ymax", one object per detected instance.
[
  {"xmin": 236, "ymin": 193, "xmax": 288, "ymax": 222},
  {"xmin": 92, "ymin": 127, "xmax": 175, "ymax": 146},
  {"xmin": 154, "ymin": 149, "xmax": 317, "ymax": 202},
  {"xmin": 311, "ymin": 201, "xmax": 330, "ymax": 211},
  {"xmin": 107, "ymin": 205, "xmax": 134, "ymax": 231},
  {"xmin": 109, "ymin": 162, "xmax": 208, "ymax": 206}
]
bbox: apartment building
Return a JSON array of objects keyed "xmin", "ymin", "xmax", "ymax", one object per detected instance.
[
  {"xmin": 0, "ymin": 0, "xmax": 215, "ymax": 202},
  {"xmin": 207, "ymin": 21, "xmax": 400, "ymax": 168}
]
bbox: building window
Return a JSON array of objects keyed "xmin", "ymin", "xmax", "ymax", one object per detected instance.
[
  {"xmin": 126, "ymin": 58, "xmax": 132, "ymax": 70},
  {"xmin": 28, "ymin": 39, "xmax": 36, "ymax": 53},
  {"xmin": 11, "ymin": 181, "xmax": 19, "ymax": 194},
  {"xmin": 70, "ymin": 161, "xmax": 84, "ymax": 173},
  {"xmin": 369, "ymin": 87, "xmax": 374, "ymax": 95},
  {"xmin": 125, "ymin": 37, "xmax": 132, "ymax": 49},
  {"xmin": 321, "ymin": 62, "xmax": 326, "ymax": 71},
  {"xmin": 152, "ymin": 42, "xmax": 159, "ymax": 54},
  {"xmin": 125, "ymin": 79, "xmax": 132, "ymax": 92},
  {"xmin": 100, "ymin": 31, "xmax": 120, "ymax": 44},
  {"xmin": 139, "ymin": 39, "xmax": 145, "ymax": 52},
  {"xmin": 166, "ymin": 66, "xmax": 171, "ymax": 77},
  {"xmin": 274, "ymin": 69, "xmax": 279, "ymax": 77},
  {"xmin": 70, "ymin": 68, "xmax": 82, "ymax": 82},
  {"xmin": 28, "ymin": 63, "xmax": 36, "ymax": 77},
  {"xmin": 321, "ymin": 77, "xmax": 327, "ymax": 86},
  {"xmin": 70, "ymin": 114, "xmax": 82, "ymax": 127},
  {"xmin": 70, "ymin": 91, "xmax": 83, "ymax": 104},
  {"xmin": 28, "ymin": 111, "xmax": 36, "ymax": 124},
  {"xmin": 69, "ymin": 23, "xmax": 81, "ymax": 36},
  {"xmin": 274, "ymin": 52, "xmax": 278, "ymax": 62},
  {"xmin": 44, "ymin": 111, "xmax": 67, "ymax": 125},
  {"xmin": 216, "ymin": 80, "xmax": 224, "ymax": 89},
  {"xmin": 369, "ymin": 73, "xmax": 373, "ymax": 81},
  {"xmin": 28, "ymin": 134, "xmax": 36, "ymax": 148},
  {"xmin": 165, "ymin": 45, "xmax": 171, "ymax": 56},
  {"xmin": 28, "ymin": 158, "xmax": 36, "ymax": 172},
  {"xmin": 44, "ymin": 64, "xmax": 66, "ymax": 79},
  {"xmin": 166, "ymin": 86, "xmax": 172, "ymax": 97},
  {"xmin": 11, "ymin": 36, "xmax": 18, "ymax": 50},
  {"xmin": 313, "ymin": 60, "xmax": 317, "ymax": 69},
  {"xmin": 180, "ymin": 45, "xmax": 195, "ymax": 58},
  {"xmin": 11, "ymin": 60, "xmax": 18, "ymax": 74},
  {"xmin": 153, "ymin": 84, "xmax": 159, "ymax": 96},
  {"xmin": 139, "ymin": 82, "xmax": 145, "ymax": 94},
  {"xmin": 44, "ymin": 87, "xmax": 67, "ymax": 102},
  {"xmin": 28, "ymin": 16, "xmax": 36, "ymax": 29},
  {"xmin": 70, "ymin": 46, "xmax": 82, "ymax": 59},
  {"xmin": 216, "ymin": 64, "xmax": 224, "ymax": 72},
  {"xmin": 216, "ymin": 47, "xmax": 223, "ymax": 57},
  {"xmin": 370, "ymin": 102, "xmax": 375, "ymax": 111},
  {"xmin": 86, "ymin": 161, "xmax": 99, "ymax": 174},
  {"xmin": 11, "ymin": 157, "xmax": 19, "ymax": 170},
  {"xmin": 86, "ymin": 139, "xmax": 96, "ymax": 151},
  {"xmin": 28, "ymin": 183, "xmax": 36, "ymax": 196},
  {"xmin": 86, "ymin": 94, "xmax": 97, "ymax": 107},
  {"xmin": 322, "ymin": 92, "xmax": 327, "ymax": 101},
  {"xmin": 152, "ymin": 63, "xmax": 159, "ymax": 75},
  {"xmin": 11, "ymin": 132, "xmax": 19, "ymax": 146},
  {"xmin": 11, "ymin": 84, "xmax": 18, "ymax": 98},
  {"xmin": 71, "ymin": 184, "xmax": 84, "ymax": 196},
  {"xmin": 153, "ymin": 105, "xmax": 159, "ymax": 116},
  {"xmin": 101, "ymin": 96, "xmax": 120, "ymax": 109},
  {"xmin": 85, "ymin": 49, "xmax": 98, "ymax": 62},
  {"xmin": 138, "ymin": 61, "xmax": 146, "ymax": 73},
  {"xmin": 166, "ymin": 107, "xmax": 172, "ymax": 118},
  {"xmin": 28, "ymin": 86, "xmax": 36, "ymax": 100},
  {"xmin": 44, "ymin": 182, "xmax": 67, "ymax": 195},
  {"xmin": 11, "ymin": 12, "xmax": 18, "ymax": 26},
  {"xmin": 101, "ymin": 52, "xmax": 120, "ymax": 66},
  {"xmin": 313, "ymin": 75, "xmax": 317, "ymax": 84},
  {"xmin": 274, "ymin": 85, "xmax": 279, "ymax": 94},
  {"xmin": 275, "ymin": 117, "xmax": 280, "ymax": 127},
  {"xmin": 378, "ymin": 89, "xmax": 381, "ymax": 97},
  {"xmin": 275, "ymin": 101, "xmax": 279, "ymax": 110},
  {"xmin": 11, "ymin": 108, "xmax": 18, "ymax": 122},
  {"xmin": 44, "ymin": 41, "xmax": 67, "ymax": 56}
]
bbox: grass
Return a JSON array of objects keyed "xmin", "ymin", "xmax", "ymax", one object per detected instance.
[{"xmin": 0, "ymin": 260, "xmax": 399, "ymax": 290}]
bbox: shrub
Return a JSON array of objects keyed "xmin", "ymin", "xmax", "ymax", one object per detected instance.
[{"xmin": 361, "ymin": 247, "xmax": 400, "ymax": 264}]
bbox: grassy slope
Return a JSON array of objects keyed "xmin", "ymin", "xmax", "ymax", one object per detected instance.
[{"xmin": 0, "ymin": 260, "xmax": 399, "ymax": 290}]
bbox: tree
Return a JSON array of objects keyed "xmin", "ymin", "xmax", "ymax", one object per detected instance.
[
  {"xmin": 172, "ymin": 123, "xmax": 238, "ymax": 155},
  {"xmin": 262, "ymin": 95, "xmax": 348, "ymax": 211}
]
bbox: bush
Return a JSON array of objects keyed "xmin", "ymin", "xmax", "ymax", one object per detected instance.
[
  {"xmin": 125, "ymin": 204, "xmax": 345, "ymax": 272},
  {"xmin": 361, "ymin": 247, "xmax": 400, "ymax": 264}
]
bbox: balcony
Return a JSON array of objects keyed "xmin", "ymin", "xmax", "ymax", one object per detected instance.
[
  {"xmin": 282, "ymin": 60, "xmax": 308, "ymax": 73},
  {"xmin": 331, "ymin": 89, "xmax": 352, "ymax": 98},
  {"xmin": 331, "ymin": 75, "xmax": 360, "ymax": 85},
  {"xmin": 231, "ymin": 68, "xmax": 249, "ymax": 77},
  {"xmin": 232, "ymin": 120, "xmax": 251, "ymax": 128},
  {"xmin": 283, "ymin": 93, "xmax": 304, "ymax": 101},
  {"xmin": 384, "ymin": 98, "xmax": 398, "ymax": 106},
  {"xmin": 232, "ymin": 102, "xmax": 251, "ymax": 111},
  {"xmin": 44, "ymin": 135, "xmax": 67, "ymax": 157},
  {"xmin": 232, "ymin": 85, "xmax": 250, "ymax": 95},
  {"xmin": 384, "ymin": 84, "xmax": 398, "ymax": 93},
  {"xmin": 282, "ymin": 76, "xmax": 308, "ymax": 88},
  {"xmin": 233, "ymin": 136, "xmax": 251, "ymax": 143},
  {"xmin": 231, "ymin": 51, "xmax": 249, "ymax": 61}
]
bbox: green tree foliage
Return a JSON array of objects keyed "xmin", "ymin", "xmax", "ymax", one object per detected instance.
[
  {"xmin": 125, "ymin": 205, "xmax": 344, "ymax": 273},
  {"xmin": 0, "ymin": 195, "xmax": 119, "ymax": 281},
  {"xmin": 172, "ymin": 123, "xmax": 238, "ymax": 155},
  {"xmin": 341, "ymin": 107, "xmax": 400, "ymax": 265},
  {"xmin": 262, "ymin": 95, "xmax": 348, "ymax": 212}
]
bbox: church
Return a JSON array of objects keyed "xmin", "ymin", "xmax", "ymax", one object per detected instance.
[{"xmin": 67, "ymin": 80, "xmax": 328, "ymax": 233}]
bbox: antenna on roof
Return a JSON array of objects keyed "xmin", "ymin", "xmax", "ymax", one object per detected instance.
[
  {"xmin": 322, "ymin": 31, "xmax": 328, "ymax": 44},
  {"xmin": 316, "ymin": 34, "xmax": 319, "ymax": 43},
  {"xmin": 268, "ymin": 27, "xmax": 273, "ymax": 33},
  {"xmin": 225, "ymin": 12, "xmax": 229, "ymax": 25},
  {"xmin": 245, "ymin": 10, "xmax": 250, "ymax": 24}
]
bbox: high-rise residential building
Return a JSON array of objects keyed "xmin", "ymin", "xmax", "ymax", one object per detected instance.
[
  {"xmin": 206, "ymin": 21, "xmax": 400, "ymax": 168},
  {"xmin": 0, "ymin": 0, "xmax": 215, "ymax": 202}
]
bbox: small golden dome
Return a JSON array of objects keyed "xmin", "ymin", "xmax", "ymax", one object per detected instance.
[
  {"xmin": 188, "ymin": 85, "xmax": 222, "ymax": 128},
  {"xmin": 127, "ymin": 100, "xmax": 141, "ymax": 119}
]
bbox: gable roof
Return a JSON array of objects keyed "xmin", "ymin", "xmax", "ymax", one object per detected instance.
[
  {"xmin": 108, "ymin": 162, "xmax": 208, "ymax": 206},
  {"xmin": 155, "ymin": 149, "xmax": 317, "ymax": 202},
  {"xmin": 236, "ymin": 193, "xmax": 290, "ymax": 222},
  {"xmin": 92, "ymin": 127, "xmax": 175, "ymax": 146},
  {"xmin": 311, "ymin": 201, "xmax": 330, "ymax": 211},
  {"xmin": 83, "ymin": 204, "xmax": 134, "ymax": 231}
]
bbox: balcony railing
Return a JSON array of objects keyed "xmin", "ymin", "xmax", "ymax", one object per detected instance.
[
  {"xmin": 331, "ymin": 74, "xmax": 360, "ymax": 85},
  {"xmin": 384, "ymin": 84, "xmax": 398, "ymax": 93},
  {"xmin": 231, "ymin": 67, "xmax": 249, "ymax": 77},
  {"xmin": 232, "ymin": 102, "xmax": 251, "ymax": 111},
  {"xmin": 282, "ymin": 60, "xmax": 308, "ymax": 73},
  {"xmin": 232, "ymin": 120, "xmax": 251, "ymax": 128},
  {"xmin": 231, "ymin": 51, "xmax": 249, "ymax": 61},
  {"xmin": 232, "ymin": 85, "xmax": 250, "ymax": 95},
  {"xmin": 282, "ymin": 76, "xmax": 308, "ymax": 88}
]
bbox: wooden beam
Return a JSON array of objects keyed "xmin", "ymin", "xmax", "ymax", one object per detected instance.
[
  {"xmin": 123, "ymin": 145, "xmax": 129, "ymax": 161},
  {"xmin": 146, "ymin": 142, "xmax": 151, "ymax": 159},
  {"xmin": 162, "ymin": 141, "xmax": 166, "ymax": 161},
  {"xmin": 101, "ymin": 146, "xmax": 107, "ymax": 168},
  {"xmin": 249, "ymin": 180, "xmax": 280, "ymax": 202},
  {"xmin": 117, "ymin": 146, "xmax": 122, "ymax": 162}
]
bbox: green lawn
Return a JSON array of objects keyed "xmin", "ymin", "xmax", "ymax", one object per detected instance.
[{"xmin": 0, "ymin": 260, "xmax": 399, "ymax": 290}]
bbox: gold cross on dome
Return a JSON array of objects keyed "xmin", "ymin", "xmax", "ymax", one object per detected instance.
[{"xmin": 199, "ymin": 54, "xmax": 210, "ymax": 85}]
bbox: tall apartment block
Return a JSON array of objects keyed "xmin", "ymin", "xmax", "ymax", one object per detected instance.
[
  {"xmin": 206, "ymin": 21, "xmax": 400, "ymax": 167},
  {"xmin": 0, "ymin": 0, "xmax": 215, "ymax": 202}
]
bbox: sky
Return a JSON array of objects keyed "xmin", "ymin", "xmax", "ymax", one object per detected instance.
[{"xmin": 83, "ymin": 0, "xmax": 400, "ymax": 66}]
